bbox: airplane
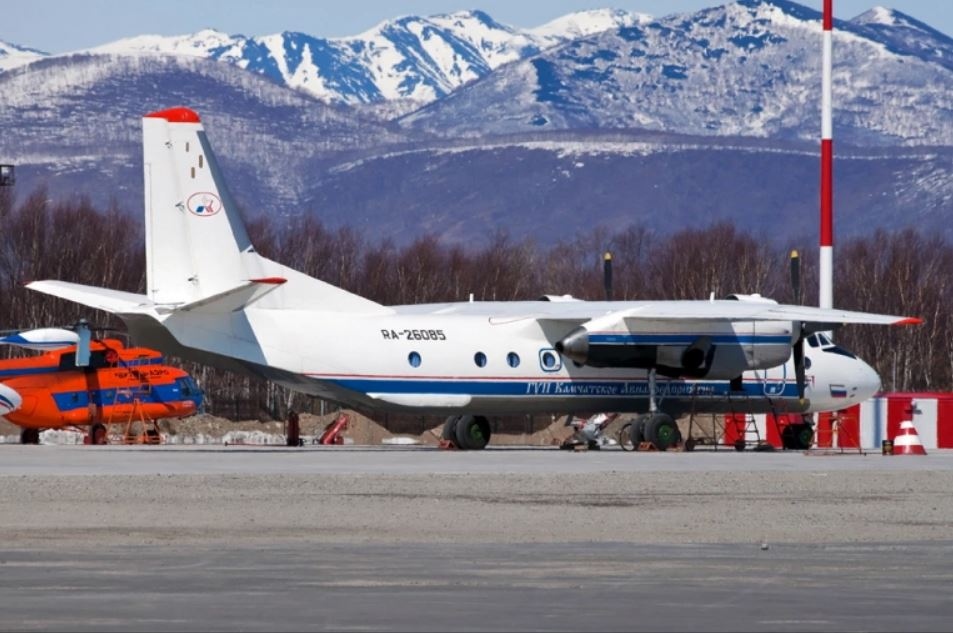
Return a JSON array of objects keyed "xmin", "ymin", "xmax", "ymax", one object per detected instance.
[
  {"xmin": 25, "ymin": 107, "xmax": 921, "ymax": 451},
  {"xmin": 0, "ymin": 326, "xmax": 203, "ymax": 445}
]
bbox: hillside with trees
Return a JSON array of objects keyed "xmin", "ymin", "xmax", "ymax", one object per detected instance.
[{"xmin": 0, "ymin": 186, "xmax": 940, "ymax": 422}]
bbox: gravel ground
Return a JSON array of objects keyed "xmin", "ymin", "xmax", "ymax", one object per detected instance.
[{"xmin": 2, "ymin": 469, "xmax": 951, "ymax": 549}]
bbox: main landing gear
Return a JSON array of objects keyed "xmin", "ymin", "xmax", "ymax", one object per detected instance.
[
  {"xmin": 441, "ymin": 415, "xmax": 492, "ymax": 450},
  {"xmin": 620, "ymin": 368, "xmax": 682, "ymax": 452},
  {"xmin": 19, "ymin": 428, "xmax": 40, "ymax": 445}
]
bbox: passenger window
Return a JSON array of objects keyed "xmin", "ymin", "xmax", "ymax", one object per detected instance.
[
  {"xmin": 539, "ymin": 349, "xmax": 562, "ymax": 372},
  {"xmin": 408, "ymin": 352, "xmax": 421, "ymax": 368},
  {"xmin": 506, "ymin": 352, "xmax": 520, "ymax": 368},
  {"xmin": 474, "ymin": 352, "xmax": 487, "ymax": 368}
]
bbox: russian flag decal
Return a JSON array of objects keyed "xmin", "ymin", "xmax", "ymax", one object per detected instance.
[{"xmin": 829, "ymin": 384, "xmax": 848, "ymax": 398}]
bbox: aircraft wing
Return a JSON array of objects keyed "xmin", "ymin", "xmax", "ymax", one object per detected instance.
[
  {"xmin": 616, "ymin": 301, "xmax": 921, "ymax": 331},
  {"xmin": 530, "ymin": 300, "xmax": 919, "ymax": 331}
]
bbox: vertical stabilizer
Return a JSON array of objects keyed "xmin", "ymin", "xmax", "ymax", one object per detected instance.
[
  {"xmin": 143, "ymin": 107, "xmax": 256, "ymax": 306},
  {"xmin": 142, "ymin": 107, "xmax": 386, "ymax": 314}
]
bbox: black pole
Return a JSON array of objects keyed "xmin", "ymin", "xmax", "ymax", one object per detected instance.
[
  {"xmin": 0, "ymin": 164, "xmax": 14, "ymax": 187},
  {"xmin": 603, "ymin": 251, "xmax": 613, "ymax": 301}
]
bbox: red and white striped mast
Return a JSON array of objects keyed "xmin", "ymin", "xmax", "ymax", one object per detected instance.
[{"xmin": 819, "ymin": 0, "xmax": 834, "ymax": 311}]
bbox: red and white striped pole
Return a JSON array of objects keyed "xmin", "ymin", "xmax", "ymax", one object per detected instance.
[{"xmin": 819, "ymin": 0, "xmax": 834, "ymax": 311}]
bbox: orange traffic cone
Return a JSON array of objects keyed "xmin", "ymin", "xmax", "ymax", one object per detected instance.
[{"xmin": 892, "ymin": 420, "xmax": 927, "ymax": 455}]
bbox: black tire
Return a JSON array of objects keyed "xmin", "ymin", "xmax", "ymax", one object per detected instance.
[
  {"xmin": 90, "ymin": 423, "xmax": 108, "ymax": 445},
  {"xmin": 683, "ymin": 438, "xmax": 697, "ymax": 452},
  {"xmin": 781, "ymin": 423, "xmax": 814, "ymax": 450},
  {"xmin": 627, "ymin": 414, "xmax": 648, "ymax": 448},
  {"xmin": 454, "ymin": 415, "xmax": 491, "ymax": 451},
  {"xmin": 441, "ymin": 416, "xmax": 460, "ymax": 443},
  {"xmin": 20, "ymin": 428, "xmax": 40, "ymax": 445},
  {"xmin": 643, "ymin": 413, "xmax": 679, "ymax": 451},
  {"xmin": 795, "ymin": 423, "xmax": 814, "ymax": 450}
]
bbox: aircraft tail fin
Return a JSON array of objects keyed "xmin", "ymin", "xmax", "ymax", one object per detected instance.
[{"xmin": 142, "ymin": 107, "xmax": 386, "ymax": 314}]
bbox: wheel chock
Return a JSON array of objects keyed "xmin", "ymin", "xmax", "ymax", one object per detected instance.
[{"xmin": 438, "ymin": 439, "xmax": 459, "ymax": 450}]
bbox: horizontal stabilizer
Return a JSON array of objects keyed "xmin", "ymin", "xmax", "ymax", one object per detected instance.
[
  {"xmin": 173, "ymin": 278, "xmax": 287, "ymax": 314},
  {"xmin": 25, "ymin": 281, "xmax": 154, "ymax": 315}
]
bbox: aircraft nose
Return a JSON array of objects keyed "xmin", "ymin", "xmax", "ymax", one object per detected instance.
[{"xmin": 853, "ymin": 358, "xmax": 882, "ymax": 402}]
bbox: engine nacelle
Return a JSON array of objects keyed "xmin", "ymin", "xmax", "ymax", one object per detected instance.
[{"xmin": 556, "ymin": 320, "xmax": 795, "ymax": 379}]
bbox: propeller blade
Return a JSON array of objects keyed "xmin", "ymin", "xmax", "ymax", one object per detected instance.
[
  {"xmin": 790, "ymin": 249, "xmax": 801, "ymax": 305},
  {"xmin": 0, "ymin": 328, "xmax": 80, "ymax": 351},
  {"xmin": 793, "ymin": 332, "xmax": 806, "ymax": 402}
]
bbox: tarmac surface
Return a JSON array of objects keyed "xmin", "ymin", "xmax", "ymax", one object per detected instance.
[{"xmin": 2, "ymin": 445, "xmax": 952, "ymax": 631}]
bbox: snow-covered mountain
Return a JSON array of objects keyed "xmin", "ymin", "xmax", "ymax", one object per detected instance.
[
  {"xmin": 0, "ymin": 53, "xmax": 402, "ymax": 216},
  {"xmin": 1, "ymin": 1, "xmax": 951, "ymax": 248},
  {"xmin": 78, "ymin": 9, "xmax": 649, "ymax": 105},
  {"xmin": 400, "ymin": 0, "xmax": 953, "ymax": 146},
  {"xmin": 0, "ymin": 39, "xmax": 47, "ymax": 72}
]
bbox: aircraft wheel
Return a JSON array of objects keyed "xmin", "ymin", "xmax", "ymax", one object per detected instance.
[
  {"xmin": 781, "ymin": 423, "xmax": 814, "ymax": 450},
  {"xmin": 454, "ymin": 415, "xmax": 491, "ymax": 451},
  {"xmin": 442, "ymin": 416, "xmax": 461, "ymax": 443},
  {"xmin": 644, "ymin": 413, "xmax": 679, "ymax": 451},
  {"xmin": 625, "ymin": 414, "xmax": 648, "ymax": 449},
  {"xmin": 89, "ymin": 423, "xmax": 108, "ymax": 445},
  {"xmin": 20, "ymin": 428, "xmax": 40, "ymax": 445}
]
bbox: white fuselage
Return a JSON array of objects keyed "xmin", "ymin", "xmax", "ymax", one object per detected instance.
[{"xmin": 153, "ymin": 300, "xmax": 881, "ymax": 417}]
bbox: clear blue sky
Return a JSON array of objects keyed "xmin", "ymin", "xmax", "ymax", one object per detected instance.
[{"xmin": 2, "ymin": 1, "xmax": 950, "ymax": 54}]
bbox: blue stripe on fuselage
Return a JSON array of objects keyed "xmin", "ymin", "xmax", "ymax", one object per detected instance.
[
  {"xmin": 325, "ymin": 377, "xmax": 800, "ymax": 399},
  {"xmin": 51, "ymin": 382, "xmax": 201, "ymax": 412}
]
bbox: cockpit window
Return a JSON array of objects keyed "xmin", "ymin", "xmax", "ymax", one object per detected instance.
[
  {"xmin": 824, "ymin": 345, "xmax": 858, "ymax": 359},
  {"xmin": 817, "ymin": 333, "xmax": 833, "ymax": 346},
  {"xmin": 807, "ymin": 334, "xmax": 820, "ymax": 348}
]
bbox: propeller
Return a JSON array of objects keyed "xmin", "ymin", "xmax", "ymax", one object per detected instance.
[{"xmin": 789, "ymin": 249, "xmax": 806, "ymax": 403}]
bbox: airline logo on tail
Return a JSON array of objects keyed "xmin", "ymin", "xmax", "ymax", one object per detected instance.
[{"xmin": 187, "ymin": 192, "xmax": 221, "ymax": 217}]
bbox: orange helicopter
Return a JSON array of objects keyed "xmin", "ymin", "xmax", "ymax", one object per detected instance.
[{"xmin": 0, "ymin": 324, "xmax": 203, "ymax": 444}]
